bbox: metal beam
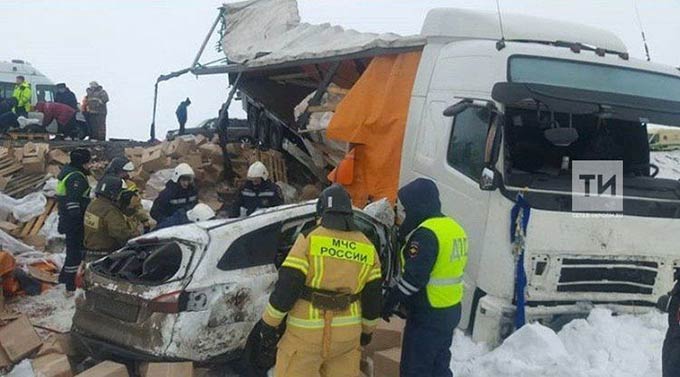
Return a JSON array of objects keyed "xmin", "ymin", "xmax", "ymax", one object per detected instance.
[
  {"xmin": 190, "ymin": 45, "xmax": 424, "ymax": 76},
  {"xmin": 192, "ymin": 10, "xmax": 223, "ymax": 69}
]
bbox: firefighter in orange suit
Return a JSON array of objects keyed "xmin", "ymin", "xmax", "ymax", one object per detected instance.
[{"xmin": 254, "ymin": 184, "xmax": 383, "ymax": 377}]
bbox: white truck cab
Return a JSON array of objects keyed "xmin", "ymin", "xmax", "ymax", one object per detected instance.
[
  {"xmin": 0, "ymin": 59, "xmax": 56, "ymax": 104},
  {"xmin": 401, "ymin": 9, "xmax": 680, "ymax": 344}
]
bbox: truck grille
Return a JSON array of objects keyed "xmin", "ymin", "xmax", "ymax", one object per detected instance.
[
  {"xmin": 557, "ymin": 258, "xmax": 658, "ymax": 295},
  {"xmin": 91, "ymin": 292, "xmax": 140, "ymax": 322}
]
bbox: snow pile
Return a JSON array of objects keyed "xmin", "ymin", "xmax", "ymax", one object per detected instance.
[{"xmin": 451, "ymin": 308, "xmax": 666, "ymax": 377}]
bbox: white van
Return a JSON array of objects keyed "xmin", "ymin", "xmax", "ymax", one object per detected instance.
[
  {"xmin": 400, "ymin": 9, "xmax": 680, "ymax": 344},
  {"xmin": 0, "ymin": 59, "xmax": 56, "ymax": 104}
]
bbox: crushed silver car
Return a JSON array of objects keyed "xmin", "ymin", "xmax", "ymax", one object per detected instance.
[{"xmin": 72, "ymin": 202, "xmax": 396, "ymax": 362}]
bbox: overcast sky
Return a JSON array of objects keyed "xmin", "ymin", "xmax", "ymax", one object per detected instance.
[{"xmin": 1, "ymin": 0, "xmax": 678, "ymax": 141}]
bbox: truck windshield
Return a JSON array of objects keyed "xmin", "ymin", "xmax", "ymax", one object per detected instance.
[{"xmin": 509, "ymin": 56, "xmax": 680, "ymax": 102}]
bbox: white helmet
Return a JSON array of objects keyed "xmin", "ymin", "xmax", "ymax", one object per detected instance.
[
  {"xmin": 186, "ymin": 203, "xmax": 216, "ymax": 222},
  {"xmin": 172, "ymin": 163, "xmax": 195, "ymax": 183},
  {"xmin": 247, "ymin": 161, "xmax": 269, "ymax": 181}
]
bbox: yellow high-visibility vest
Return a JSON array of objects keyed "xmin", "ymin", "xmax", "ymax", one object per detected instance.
[{"xmin": 401, "ymin": 217, "xmax": 468, "ymax": 308}]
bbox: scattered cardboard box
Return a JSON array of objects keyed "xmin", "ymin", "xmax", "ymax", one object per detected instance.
[
  {"xmin": 36, "ymin": 334, "xmax": 70, "ymax": 357},
  {"xmin": 22, "ymin": 156, "xmax": 46, "ymax": 174},
  {"xmin": 202, "ymin": 163, "xmax": 224, "ymax": 184},
  {"xmin": 179, "ymin": 152, "xmax": 203, "ymax": 171},
  {"xmin": 194, "ymin": 134, "xmax": 208, "ymax": 146},
  {"xmin": 199, "ymin": 144, "xmax": 223, "ymax": 161},
  {"xmin": 360, "ymin": 356, "xmax": 374, "ymax": 377},
  {"xmin": 363, "ymin": 328, "xmax": 402, "ymax": 357},
  {"xmin": 28, "ymin": 264, "xmax": 58, "ymax": 284},
  {"xmin": 32, "ymin": 353, "xmax": 73, "ymax": 377},
  {"xmin": 139, "ymin": 362, "xmax": 194, "ymax": 377},
  {"xmin": 0, "ymin": 221, "xmax": 18, "ymax": 233},
  {"xmin": 23, "ymin": 142, "xmax": 49, "ymax": 158},
  {"xmin": 164, "ymin": 138, "xmax": 195, "ymax": 158},
  {"xmin": 362, "ymin": 319, "xmax": 405, "ymax": 358},
  {"xmin": 48, "ymin": 149, "xmax": 71, "ymax": 165},
  {"xmin": 75, "ymin": 361, "xmax": 128, "ymax": 377},
  {"xmin": 0, "ymin": 347, "xmax": 10, "ymax": 369},
  {"xmin": 141, "ymin": 149, "xmax": 166, "ymax": 173},
  {"xmin": 23, "ymin": 234, "xmax": 47, "ymax": 251},
  {"xmin": 0, "ymin": 315, "xmax": 42, "ymax": 364},
  {"xmin": 47, "ymin": 164, "xmax": 62, "ymax": 178},
  {"xmin": 373, "ymin": 347, "xmax": 401, "ymax": 377}
]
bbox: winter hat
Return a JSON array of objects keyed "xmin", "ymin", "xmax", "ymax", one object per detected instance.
[
  {"xmin": 70, "ymin": 148, "xmax": 92, "ymax": 167},
  {"xmin": 89, "ymin": 81, "xmax": 100, "ymax": 89}
]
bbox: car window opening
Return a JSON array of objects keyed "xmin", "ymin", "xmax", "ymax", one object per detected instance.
[{"xmin": 90, "ymin": 242, "xmax": 184, "ymax": 284}]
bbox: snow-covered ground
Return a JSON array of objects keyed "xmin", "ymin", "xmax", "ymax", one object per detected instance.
[
  {"xmin": 6, "ymin": 285, "xmax": 75, "ymax": 334},
  {"xmin": 450, "ymin": 308, "xmax": 666, "ymax": 377}
]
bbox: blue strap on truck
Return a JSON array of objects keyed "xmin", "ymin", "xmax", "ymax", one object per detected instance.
[{"xmin": 510, "ymin": 193, "xmax": 531, "ymax": 329}]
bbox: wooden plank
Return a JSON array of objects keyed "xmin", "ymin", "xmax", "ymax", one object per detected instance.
[
  {"xmin": 283, "ymin": 140, "xmax": 328, "ymax": 184},
  {"xmin": 8, "ymin": 132, "xmax": 49, "ymax": 141},
  {"xmin": 27, "ymin": 199, "xmax": 55, "ymax": 236},
  {"xmin": 6, "ymin": 175, "xmax": 47, "ymax": 197},
  {"xmin": 0, "ymin": 164, "xmax": 22, "ymax": 177}
]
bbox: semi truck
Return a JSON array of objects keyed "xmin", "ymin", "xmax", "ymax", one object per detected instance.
[{"xmin": 156, "ymin": 0, "xmax": 680, "ymax": 346}]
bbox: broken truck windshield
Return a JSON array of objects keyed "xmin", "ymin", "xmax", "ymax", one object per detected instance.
[{"xmin": 508, "ymin": 56, "xmax": 680, "ymax": 103}]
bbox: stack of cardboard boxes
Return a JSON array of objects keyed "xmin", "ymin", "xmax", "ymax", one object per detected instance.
[
  {"xmin": 0, "ymin": 312, "xmax": 198, "ymax": 376},
  {"xmin": 362, "ymin": 318, "xmax": 406, "ymax": 377}
]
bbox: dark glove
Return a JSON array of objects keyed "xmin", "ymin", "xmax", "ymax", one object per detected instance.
[
  {"xmin": 657, "ymin": 294, "xmax": 670, "ymax": 313},
  {"xmin": 381, "ymin": 288, "xmax": 401, "ymax": 322},
  {"xmin": 260, "ymin": 320, "xmax": 280, "ymax": 349},
  {"xmin": 143, "ymin": 223, "xmax": 151, "ymax": 234},
  {"xmin": 360, "ymin": 332, "xmax": 372, "ymax": 346}
]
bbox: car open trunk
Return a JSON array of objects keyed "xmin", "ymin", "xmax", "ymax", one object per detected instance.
[{"xmin": 73, "ymin": 228, "xmax": 210, "ymax": 360}]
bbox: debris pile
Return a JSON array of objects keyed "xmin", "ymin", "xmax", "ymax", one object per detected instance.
[{"xmin": 0, "ymin": 134, "xmax": 318, "ymax": 375}]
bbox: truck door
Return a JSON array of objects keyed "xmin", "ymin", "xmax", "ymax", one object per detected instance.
[{"xmin": 411, "ymin": 97, "xmax": 496, "ymax": 330}]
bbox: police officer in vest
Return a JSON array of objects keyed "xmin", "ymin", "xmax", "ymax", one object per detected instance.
[
  {"xmin": 657, "ymin": 270, "xmax": 680, "ymax": 377},
  {"xmin": 252, "ymin": 184, "xmax": 382, "ymax": 377},
  {"xmin": 56, "ymin": 148, "xmax": 92, "ymax": 296},
  {"xmin": 382, "ymin": 178, "xmax": 468, "ymax": 377}
]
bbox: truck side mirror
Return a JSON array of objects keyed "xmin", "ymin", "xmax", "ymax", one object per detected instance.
[
  {"xmin": 479, "ymin": 167, "xmax": 497, "ymax": 191},
  {"xmin": 444, "ymin": 99, "xmax": 498, "ymax": 117},
  {"xmin": 443, "ymin": 99, "xmax": 473, "ymax": 117}
]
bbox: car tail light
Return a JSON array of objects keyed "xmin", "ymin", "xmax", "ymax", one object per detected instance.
[{"xmin": 149, "ymin": 291, "xmax": 184, "ymax": 313}]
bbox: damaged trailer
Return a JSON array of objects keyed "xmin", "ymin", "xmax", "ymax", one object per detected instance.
[
  {"xmin": 155, "ymin": 0, "xmax": 680, "ymax": 347},
  {"xmin": 72, "ymin": 203, "xmax": 396, "ymax": 362}
]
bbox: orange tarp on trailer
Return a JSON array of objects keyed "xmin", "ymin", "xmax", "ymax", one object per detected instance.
[{"xmin": 327, "ymin": 51, "xmax": 422, "ymax": 206}]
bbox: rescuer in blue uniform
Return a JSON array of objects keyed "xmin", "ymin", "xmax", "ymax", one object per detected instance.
[{"xmin": 382, "ymin": 178, "xmax": 468, "ymax": 377}]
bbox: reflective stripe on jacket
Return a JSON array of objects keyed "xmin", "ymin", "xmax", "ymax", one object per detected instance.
[
  {"xmin": 264, "ymin": 226, "xmax": 382, "ymax": 343},
  {"xmin": 401, "ymin": 217, "xmax": 468, "ymax": 308}
]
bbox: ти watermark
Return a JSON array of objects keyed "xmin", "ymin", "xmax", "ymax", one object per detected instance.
[{"xmin": 572, "ymin": 160, "xmax": 623, "ymax": 213}]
